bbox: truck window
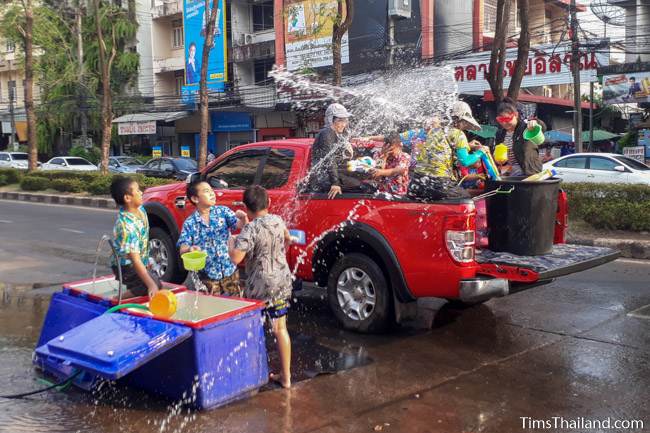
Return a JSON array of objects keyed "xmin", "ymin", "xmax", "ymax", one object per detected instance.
[
  {"xmin": 206, "ymin": 150, "xmax": 265, "ymax": 189},
  {"xmin": 260, "ymin": 149, "xmax": 294, "ymax": 189}
]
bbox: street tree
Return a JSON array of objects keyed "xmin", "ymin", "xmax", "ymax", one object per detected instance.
[
  {"xmin": 331, "ymin": 0, "xmax": 354, "ymax": 86},
  {"xmin": 1, "ymin": 0, "xmax": 38, "ymax": 172},
  {"xmin": 198, "ymin": 0, "xmax": 220, "ymax": 170},
  {"xmin": 487, "ymin": 0, "xmax": 530, "ymax": 102}
]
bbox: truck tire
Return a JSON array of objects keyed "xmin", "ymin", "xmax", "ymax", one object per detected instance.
[
  {"xmin": 149, "ymin": 227, "xmax": 184, "ymax": 284},
  {"xmin": 327, "ymin": 253, "xmax": 392, "ymax": 333}
]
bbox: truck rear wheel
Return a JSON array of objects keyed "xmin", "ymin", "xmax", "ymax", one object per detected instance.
[
  {"xmin": 149, "ymin": 227, "xmax": 185, "ymax": 284},
  {"xmin": 327, "ymin": 253, "xmax": 392, "ymax": 333}
]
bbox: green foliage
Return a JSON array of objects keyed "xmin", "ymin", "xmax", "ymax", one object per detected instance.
[
  {"xmin": 564, "ymin": 183, "xmax": 650, "ymax": 232},
  {"xmin": 87, "ymin": 175, "xmax": 114, "ymax": 195},
  {"xmin": 0, "ymin": 175, "xmax": 8, "ymax": 186},
  {"xmin": 0, "ymin": 168, "xmax": 25, "ymax": 184},
  {"xmin": 20, "ymin": 176, "xmax": 51, "ymax": 191},
  {"xmin": 51, "ymin": 178, "xmax": 85, "ymax": 193},
  {"xmin": 69, "ymin": 146, "xmax": 102, "ymax": 165},
  {"xmin": 618, "ymin": 131, "xmax": 637, "ymax": 148}
]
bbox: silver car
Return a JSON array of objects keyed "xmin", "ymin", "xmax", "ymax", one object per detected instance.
[{"xmin": 109, "ymin": 156, "xmax": 144, "ymax": 174}]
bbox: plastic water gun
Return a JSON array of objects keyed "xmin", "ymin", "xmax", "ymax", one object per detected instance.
[
  {"xmin": 523, "ymin": 168, "xmax": 557, "ymax": 182},
  {"xmin": 347, "ymin": 156, "xmax": 376, "ymax": 173},
  {"xmin": 475, "ymin": 149, "xmax": 501, "ymax": 181}
]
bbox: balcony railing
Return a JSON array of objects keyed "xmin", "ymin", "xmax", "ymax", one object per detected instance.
[
  {"xmin": 153, "ymin": 0, "xmax": 182, "ymax": 18},
  {"xmin": 153, "ymin": 56, "xmax": 184, "ymax": 74}
]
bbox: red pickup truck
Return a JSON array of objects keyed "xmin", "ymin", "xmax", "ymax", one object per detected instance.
[{"xmin": 142, "ymin": 139, "xmax": 619, "ymax": 333}]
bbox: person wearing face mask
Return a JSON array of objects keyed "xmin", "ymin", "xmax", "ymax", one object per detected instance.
[
  {"xmin": 308, "ymin": 103, "xmax": 361, "ymax": 199},
  {"xmin": 494, "ymin": 97, "xmax": 546, "ymax": 177}
]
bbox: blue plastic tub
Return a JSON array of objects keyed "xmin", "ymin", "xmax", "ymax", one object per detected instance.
[{"xmin": 35, "ymin": 289, "xmax": 268, "ymax": 410}]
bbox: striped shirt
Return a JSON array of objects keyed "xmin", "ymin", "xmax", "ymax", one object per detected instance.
[{"xmin": 504, "ymin": 131, "xmax": 523, "ymax": 176}]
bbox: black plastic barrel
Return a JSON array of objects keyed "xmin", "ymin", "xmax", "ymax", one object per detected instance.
[{"xmin": 485, "ymin": 176, "xmax": 561, "ymax": 256}]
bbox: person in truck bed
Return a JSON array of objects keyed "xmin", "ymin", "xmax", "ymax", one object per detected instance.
[{"xmin": 370, "ymin": 132, "xmax": 410, "ymax": 196}]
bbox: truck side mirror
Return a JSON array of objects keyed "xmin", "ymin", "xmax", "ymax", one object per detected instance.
[{"xmin": 186, "ymin": 172, "xmax": 201, "ymax": 184}]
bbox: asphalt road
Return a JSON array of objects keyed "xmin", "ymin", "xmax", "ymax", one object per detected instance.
[{"xmin": 0, "ymin": 199, "xmax": 649, "ymax": 433}]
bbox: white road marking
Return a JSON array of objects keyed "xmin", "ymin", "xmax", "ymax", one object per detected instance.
[
  {"xmin": 627, "ymin": 304, "xmax": 650, "ymax": 320},
  {"xmin": 59, "ymin": 228, "xmax": 85, "ymax": 234},
  {"xmin": 0, "ymin": 220, "xmax": 13, "ymax": 223},
  {"xmin": 0, "ymin": 199, "xmax": 115, "ymax": 213},
  {"xmin": 616, "ymin": 258, "xmax": 650, "ymax": 265}
]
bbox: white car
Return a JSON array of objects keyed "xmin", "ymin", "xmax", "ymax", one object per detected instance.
[
  {"xmin": 0, "ymin": 152, "xmax": 30, "ymax": 169},
  {"xmin": 41, "ymin": 156, "xmax": 98, "ymax": 172},
  {"xmin": 543, "ymin": 153, "xmax": 650, "ymax": 185}
]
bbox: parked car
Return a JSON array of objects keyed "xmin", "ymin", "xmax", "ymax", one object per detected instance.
[
  {"xmin": 543, "ymin": 153, "xmax": 650, "ymax": 185},
  {"xmin": 137, "ymin": 157, "xmax": 197, "ymax": 180},
  {"xmin": 143, "ymin": 139, "xmax": 618, "ymax": 333},
  {"xmin": 0, "ymin": 152, "xmax": 30, "ymax": 169},
  {"xmin": 109, "ymin": 156, "xmax": 144, "ymax": 174},
  {"xmin": 41, "ymin": 156, "xmax": 98, "ymax": 171}
]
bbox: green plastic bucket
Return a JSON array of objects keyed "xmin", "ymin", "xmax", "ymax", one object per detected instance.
[
  {"xmin": 181, "ymin": 251, "xmax": 207, "ymax": 272},
  {"xmin": 523, "ymin": 124, "xmax": 545, "ymax": 145}
]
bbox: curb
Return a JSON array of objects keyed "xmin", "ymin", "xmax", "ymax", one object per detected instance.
[
  {"xmin": 0, "ymin": 191, "xmax": 115, "ymax": 209},
  {"xmin": 569, "ymin": 236, "xmax": 650, "ymax": 260}
]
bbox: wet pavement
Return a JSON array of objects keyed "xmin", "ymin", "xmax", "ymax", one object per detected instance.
[{"xmin": 1, "ymin": 200, "xmax": 649, "ymax": 432}]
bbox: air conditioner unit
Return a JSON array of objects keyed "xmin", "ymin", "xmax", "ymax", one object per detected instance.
[
  {"xmin": 244, "ymin": 33, "xmax": 254, "ymax": 45},
  {"xmin": 388, "ymin": 0, "xmax": 411, "ymax": 19}
]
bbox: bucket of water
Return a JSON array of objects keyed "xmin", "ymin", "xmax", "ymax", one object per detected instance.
[
  {"xmin": 149, "ymin": 290, "xmax": 178, "ymax": 318},
  {"xmin": 523, "ymin": 124, "xmax": 545, "ymax": 145},
  {"xmin": 182, "ymin": 251, "xmax": 207, "ymax": 272}
]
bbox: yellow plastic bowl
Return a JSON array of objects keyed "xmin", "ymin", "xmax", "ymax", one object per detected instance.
[
  {"xmin": 181, "ymin": 251, "xmax": 207, "ymax": 272},
  {"xmin": 149, "ymin": 290, "xmax": 178, "ymax": 318}
]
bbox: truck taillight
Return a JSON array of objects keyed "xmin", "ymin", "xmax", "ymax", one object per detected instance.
[{"xmin": 445, "ymin": 230, "xmax": 475, "ymax": 263}]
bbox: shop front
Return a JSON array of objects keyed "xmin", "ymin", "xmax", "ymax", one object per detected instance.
[
  {"xmin": 112, "ymin": 111, "xmax": 190, "ymax": 157},
  {"xmin": 193, "ymin": 112, "xmax": 256, "ymax": 157}
]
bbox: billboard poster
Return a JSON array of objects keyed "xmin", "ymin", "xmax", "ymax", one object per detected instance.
[
  {"xmin": 181, "ymin": 146, "xmax": 191, "ymax": 157},
  {"xmin": 152, "ymin": 146, "xmax": 162, "ymax": 158},
  {"xmin": 182, "ymin": 0, "xmax": 227, "ymax": 103},
  {"xmin": 623, "ymin": 146, "xmax": 645, "ymax": 163},
  {"xmin": 603, "ymin": 72, "xmax": 650, "ymax": 104},
  {"xmin": 284, "ymin": 0, "xmax": 349, "ymax": 71}
]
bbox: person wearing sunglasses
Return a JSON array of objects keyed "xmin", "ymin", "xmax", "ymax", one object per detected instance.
[{"xmin": 494, "ymin": 97, "xmax": 546, "ymax": 177}]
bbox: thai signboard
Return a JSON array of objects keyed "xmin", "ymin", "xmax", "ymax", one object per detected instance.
[
  {"xmin": 603, "ymin": 72, "xmax": 650, "ymax": 104},
  {"xmin": 623, "ymin": 146, "xmax": 645, "ymax": 163},
  {"xmin": 118, "ymin": 121, "xmax": 157, "ymax": 135},
  {"xmin": 284, "ymin": 0, "xmax": 349, "ymax": 71},
  {"xmin": 182, "ymin": 0, "xmax": 227, "ymax": 103},
  {"xmin": 451, "ymin": 43, "xmax": 608, "ymax": 94}
]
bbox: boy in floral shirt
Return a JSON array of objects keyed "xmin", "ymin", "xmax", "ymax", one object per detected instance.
[
  {"xmin": 371, "ymin": 132, "xmax": 410, "ymax": 196},
  {"xmin": 110, "ymin": 177, "xmax": 161, "ymax": 299},
  {"xmin": 177, "ymin": 180, "xmax": 247, "ymax": 296}
]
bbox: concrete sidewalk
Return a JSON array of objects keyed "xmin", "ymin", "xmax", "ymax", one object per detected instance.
[{"xmin": 2, "ymin": 189, "xmax": 649, "ymax": 259}]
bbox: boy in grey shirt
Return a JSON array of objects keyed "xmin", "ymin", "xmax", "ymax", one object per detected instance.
[{"xmin": 228, "ymin": 185, "xmax": 293, "ymax": 388}]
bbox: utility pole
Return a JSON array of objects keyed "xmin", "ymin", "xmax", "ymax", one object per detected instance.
[
  {"xmin": 589, "ymin": 81, "xmax": 594, "ymax": 151},
  {"xmin": 75, "ymin": 0, "xmax": 89, "ymax": 148},
  {"xmin": 8, "ymin": 84, "xmax": 16, "ymax": 151},
  {"xmin": 570, "ymin": 0, "xmax": 582, "ymax": 153}
]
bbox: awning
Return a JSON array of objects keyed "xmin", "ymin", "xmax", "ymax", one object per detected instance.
[
  {"xmin": 581, "ymin": 129, "xmax": 619, "ymax": 142},
  {"xmin": 545, "ymin": 130, "xmax": 573, "ymax": 143},
  {"xmin": 112, "ymin": 111, "xmax": 191, "ymax": 123}
]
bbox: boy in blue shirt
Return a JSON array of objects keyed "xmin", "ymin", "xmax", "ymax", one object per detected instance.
[
  {"xmin": 110, "ymin": 177, "xmax": 161, "ymax": 299},
  {"xmin": 177, "ymin": 180, "xmax": 247, "ymax": 295}
]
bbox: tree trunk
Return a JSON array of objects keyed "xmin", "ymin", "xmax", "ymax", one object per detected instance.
[
  {"xmin": 507, "ymin": 0, "xmax": 530, "ymax": 101},
  {"xmin": 128, "ymin": 0, "xmax": 136, "ymax": 21},
  {"xmin": 23, "ymin": 0, "xmax": 38, "ymax": 172},
  {"xmin": 95, "ymin": 0, "xmax": 115, "ymax": 175},
  {"xmin": 487, "ymin": 0, "xmax": 510, "ymax": 103},
  {"xmin": 198, "ymin": 0, "xmax": 219, "ymax": 170},
  {"xmin": 332, "ymin": 0, "xmax": 354, "ymax": 86}
]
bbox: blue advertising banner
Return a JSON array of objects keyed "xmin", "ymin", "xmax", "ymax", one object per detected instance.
[{"xmin": 182, "ymin": 0, "xmax": 227, "ymax": 104}]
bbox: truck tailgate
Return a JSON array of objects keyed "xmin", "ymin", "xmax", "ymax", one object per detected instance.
[{"xmin": 476, "ymin": 244, "xmax": 620, "ymax": 281}]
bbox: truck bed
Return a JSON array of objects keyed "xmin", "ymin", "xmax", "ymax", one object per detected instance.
[{"xmin": 476, "ymin": 244, "xmax": 620, "ymax": 280}]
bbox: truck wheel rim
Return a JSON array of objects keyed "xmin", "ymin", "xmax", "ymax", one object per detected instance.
[
  {"xmin": 149, "ymin": 239, "xmax": 168, "ymax": 278},
  {"xmin": 337, "ymin": 267, "xmax": 376, "ymax": 321}
]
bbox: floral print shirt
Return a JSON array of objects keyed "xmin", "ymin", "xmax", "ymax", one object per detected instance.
[
  {"xmin": 177, "ymin": 206, "xmax": 238, "ymax": 280},
  {"xmin": 403, "ymin": 128, "xmax": 456, "ymax": 179},
  {"xmin": 112, "ymin": 206, "xmax": 150, "ymax": 267},
  {"xmin": 375, "ymin": 150, "xmax": 411, "ymax": 196}
]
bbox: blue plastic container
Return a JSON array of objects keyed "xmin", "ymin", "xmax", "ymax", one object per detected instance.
[{"xmin": 35, "ymin": 289, "xmax": 269, "ymax": 410}]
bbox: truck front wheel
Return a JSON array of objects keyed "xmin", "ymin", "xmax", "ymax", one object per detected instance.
[{"xmin": 328, "ymin": 253, "xmax": 392, "ymax": 333}]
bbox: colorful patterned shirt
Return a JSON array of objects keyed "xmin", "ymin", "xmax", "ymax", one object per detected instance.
[
  {"xmin": 112, "ymin": 206, "xmax": 150, "ymax": 267},
  {"xmin": 404, "ymin": 128, "xmax": 455, "ymax": 179},
  {"xmin": 177, "ymin": 206, "xmax": 238, "ymax": 281},
  {"xmin": 375, "ymin": 150, "xmax": 411, "ymax": 195}
]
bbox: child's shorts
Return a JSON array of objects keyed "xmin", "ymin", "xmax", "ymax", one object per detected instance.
[
  {"xmin": 111, "ymin": 264, "xmax": 161, "ymax": 298},
  {"xmin": 265, "ymin": 298, "xmax": 290, "ymax": 320},
  {"xmin": 200, "ymin": 270, "xmax": 242, "ymax": 297}
]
